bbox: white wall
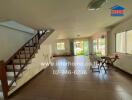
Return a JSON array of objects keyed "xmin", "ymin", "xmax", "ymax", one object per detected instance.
[
  {"xmin": 0, "ymin": 26, "xmax": 33, "ymax": 61},
  {"xmin": 108, "ymin": 17, "xmax": 132, "ymax": 75}
]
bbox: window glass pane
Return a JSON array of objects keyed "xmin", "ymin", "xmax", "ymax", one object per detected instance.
[
  {"xmin": 93, "ymin": 39, "xmax": 97, "ymax": 53},
  {"xmin": 116, "ymin": 32, "xmax": 126, "ymax": 53},
  {"xmin": 127, "ymin": 30, "xmax": 132, "ymax": 54},
  {"xmin": 57, "ymin": 42, "xmax": 65, "ymax": 50},
  {"xmin": 98, "ymin": 38, "xmax": 105, "ymax": 56},
  {"xmin": 93, "ymin": 38, "xmax": 106, "ymax": 56}
]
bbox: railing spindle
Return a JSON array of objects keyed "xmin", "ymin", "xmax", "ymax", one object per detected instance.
[
  {"xmin": 32, "ymin": 39, "xmax": 35, "ymax": 53},
  {"xmin": 35, "ymin": 35, "xmax": 38, "ymax": 50},
  {"xmin": 24, "ymin": 47, "xmax": 27, "ymax": 61},
  {"xmin": 18, "ymin": 51, "xmax": 22, "ymax": 68},
  {"xmin": 12, "ymin": 61, "xmax": 16, "ymax": 79},
  {"xmin": 28, "ymin": 42, "xmax": 31, "ymax": 58}
]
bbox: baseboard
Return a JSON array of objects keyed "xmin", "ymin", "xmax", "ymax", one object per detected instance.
[
  {"xmin": 113, "ymin": 66, "xmax": 132, "ymax": 77},
  {"xmin": 53, "ymin": 55, "xmax": 71, "ymax": 57}
]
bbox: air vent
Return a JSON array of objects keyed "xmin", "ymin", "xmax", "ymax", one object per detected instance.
[{"xmin": 88, "ymin": 0, "xmax": 107, "ymax": 10}]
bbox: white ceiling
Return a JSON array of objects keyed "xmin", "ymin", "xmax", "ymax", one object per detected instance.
[{"xmin": 0, "ymin": 0, "xmax": 132, "ymax": 39}]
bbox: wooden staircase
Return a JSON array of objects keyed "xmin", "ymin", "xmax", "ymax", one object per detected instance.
[{"xmin": 0, "ymin": 29, "xmax": 54, "ymax": 100}]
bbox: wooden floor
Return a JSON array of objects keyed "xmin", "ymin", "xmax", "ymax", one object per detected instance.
[{"xmin": 9, "ymin": 56, "xmax": 132, "ymax": 100}]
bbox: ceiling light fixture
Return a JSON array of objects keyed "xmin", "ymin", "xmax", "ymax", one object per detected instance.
[{"xmin": 88, "ymin": 0, "xmax": 107, "ymax": 10}]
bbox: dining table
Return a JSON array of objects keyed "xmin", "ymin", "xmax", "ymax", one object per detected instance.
[{"xmin": 98, "ymin": 55, "xmax": 119, "ymax": 73}]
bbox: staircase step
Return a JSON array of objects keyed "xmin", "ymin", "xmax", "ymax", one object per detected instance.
[
  {"xmin": 13, "ymin": 59, "xmax": 32, "ymax": 65},
  {"xmin": 16, "ymin": 54, "xmax": 31, "ymax": 59},
  {"xmin": 0, "ymin": 87, "xmax": 2, "ymax": 92},
  {"xmin": 7, "ymin": 77, "xmax": 17, "ymax": 86},
  {"xmin": 7, "ymin": 65, "xmax": 24, "ymax": 70},
  {"xmin": 0, "ymin": 86, "xmax": 3, "ymax": 100},
  {"xmin": 0, "ymin": 81, "xmax": 16, "ymax": 100},
  {"xmin": 7, "ymin": 76, "xmax": 15, "ymax": 80},
  {"xmin": 7, "ymin": 72, "xmax": 22, "ymax": 77},
  {"xmin": 7, "ymin": 68, "xmax": 25, "ymax": 77},
  {"xmin": 7, "ymin": 68, "xmax": 20, "ymax": 72},
  {"xmin": 20, "ymin": 50, "xmax": 34, "ymax": 54},
  {"xmin": 7, "ymin": 65, "xmax": 28, "ymax": 72},
  {"xmin": 13, "ymin": 63, "xmax": 26, "ymax": 65},
  {"xmin": 7, "ymin": 72, "xmax": 17, "ymax": 77},
  {"xmin": 0, "ymin": 96, "xmax": 4, "ymax": 100},
  {"xmin": 25, "ymin": 45, "xmax": 36, "ymax": 48},
  {"xmin": 25, "ymin": 42, "xmax": 37, "ymax": 47},
  {"xmin": 13, "ymin": 59, "xmax": 28, "ymax": 65},
  {"xmin": 24, "ymin": 47, "xmax": 36, "ymax": 51},
  {"xmin": 0, "ymin": 77, "xmax": 17, "ymax": 87}
]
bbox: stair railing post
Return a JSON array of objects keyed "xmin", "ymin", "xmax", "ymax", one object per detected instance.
[
  {"xmin": 0, "ymin": 61, "xmax": 9, "ymax": 100},
  {"xmin": 37, "ymin": 31, "xmax": 40, "ymax": 49}
]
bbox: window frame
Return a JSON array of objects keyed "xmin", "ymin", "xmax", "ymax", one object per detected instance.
[
  {"xmin": 126, "ymin": 30, "xmax": 132, "ymax": 54},
  {"xmin": 115, "ymin": 31, "xmax": 127, "ymax": 54},
  {"xmin": 56, "ymin": 42, "xmax": 65, "ymax": 51},
  {"xmin": 93, "ymin": 37, "xmax": 106, "ymax": 56},
  {"xmin": 115, "ymin": 30, "xmax": 132, "ymax": 55}
]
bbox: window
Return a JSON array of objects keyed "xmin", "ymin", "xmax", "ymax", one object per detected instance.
[
  {"xmin": 116, "ymin": 32, "xmax": 126, "ymax": 53},
  {"xmin": 116, "ymin": 30, "xmax": 132, "ymax": 54},
  {"xmin": 127, "ymin": 30, "xmax": 132, "ymax": 54},
  {"xmin": 57, "ymin": 42, "xmax": 65, "ymax": 50},
  {"xmin": 74, "ymin": 41, "xmax": 89, "ymax": 55},
  {"xmin": 93, "ymin": 39, "xmax": 98, "ymax": 53},
  {"xmin": 98, "ymin": 38, "xmax": 105, "ymax": 56},
  {"xmin": 93, "ymin": 37, "xmax": 106, "ymax": 56}
]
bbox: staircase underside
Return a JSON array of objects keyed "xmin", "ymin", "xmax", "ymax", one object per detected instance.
[{"xmin": 0, "ymin": 29, "xmax": 54, "ymax": 99}]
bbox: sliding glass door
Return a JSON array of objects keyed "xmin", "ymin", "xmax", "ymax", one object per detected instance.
[
  {"xmin": 74, "ymin": 40, "xmax": 89, "ymax": 56},
  {"xmin": 93, "ymin": 37, "xmax": 106, "ymax": 56}
]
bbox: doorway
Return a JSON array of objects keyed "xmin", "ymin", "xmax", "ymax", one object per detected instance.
[
  {"xmin": 93, "ymin": 37, "xmax": 106, "ymax": 56},
  {"xmin": 74, "ymin": 40, "xmax": 89, "ymax": 56}
]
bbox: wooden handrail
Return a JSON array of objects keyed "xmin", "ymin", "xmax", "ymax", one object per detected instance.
[{"xmin": 0, "ymin": 61, "xmax": 9, "ymax": 100}]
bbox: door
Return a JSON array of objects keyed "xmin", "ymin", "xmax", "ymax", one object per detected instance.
[{"xmin": 74, "ymin": 40, "xmax": 89, "ymax": 56}]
